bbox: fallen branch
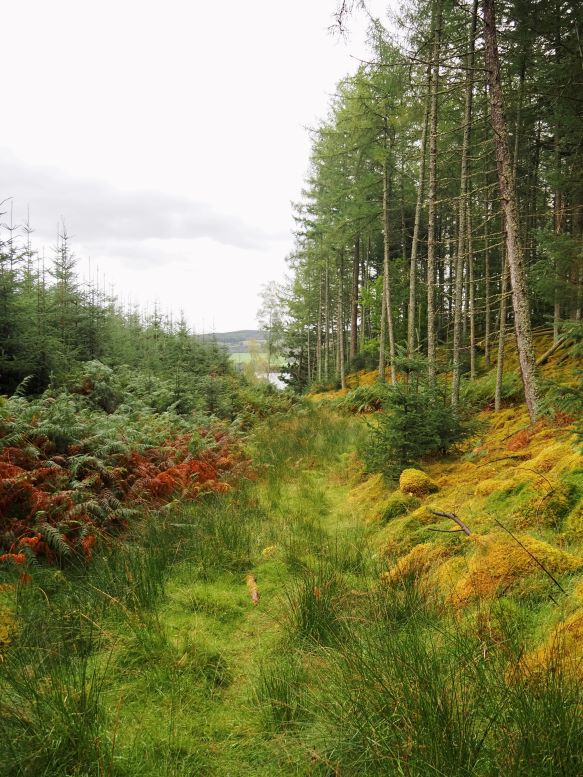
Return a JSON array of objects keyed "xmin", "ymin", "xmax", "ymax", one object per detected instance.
[
  {"xmin": 493, "ymin": 518, "xmax": 566, "ymax": 594},
  {"xmin": 536, "ymin": 335, "xmax": 569, "ymax": 366},
  {"xmin": 429, "ymin": 509, "xmax": 472, "ymax": 536}
]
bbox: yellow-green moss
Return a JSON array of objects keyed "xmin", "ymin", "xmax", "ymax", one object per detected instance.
[
  {"xmin": 514, "ymin": 486, "xmax": 574, "ymax": 529},
  {"xmin": 376, "ymin": 516, "xmax": 428, "ymax": 559},
  {"xmin": 430, "ymin": 556, "xmax": 469, "ymax": 599},
  {"xmin": 382, "ymin": 542, "xmax": 451, "ymax": 585},
  {"xmin": 408, "ymin": 505, "xmax": 442, "ymax": 525},
  {"xmin": 382, "ymin": 491, "xmax": 421, "ymax": 521},
  {"xmin": 348, "ymin": 473, "xmax": 392, "ymax": 523},
  {"xmin": 566, "ymin": 500, "xmax": 583, "ymax": 536},
  {"xmin": 0, "ymin": 605, "xmax": 16, "ymax": 656},
  {"xmin": 474, "ymin": 478, "xmax": 507, "ymax": 497},
  {"xmin": 529, "ymin": 442, "xmax": 583, "ymax": 474},
  {"xmin": 449, "ymin": 532, "xmax": 583, "ymax": 607},
  {"xmin": 522, "ymin": 609, "xmax": 583, "ymax": 679},
  {"xmin": 399, "ymin": 468, "xmax": 439, "ymax": 497}
]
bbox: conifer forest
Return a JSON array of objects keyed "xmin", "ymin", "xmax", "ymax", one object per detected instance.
[{"xmin": 1, "ymin": 1, "xmax": 583, "ymax": 775}]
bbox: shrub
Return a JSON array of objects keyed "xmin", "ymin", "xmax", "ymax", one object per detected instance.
[
  {"xmin": 363, "ymin": 384, "xmax": 474, "ymax": 480},
  {"xmin": 334, "ymin": 382, "xmax": 389, "ymax": 413}
]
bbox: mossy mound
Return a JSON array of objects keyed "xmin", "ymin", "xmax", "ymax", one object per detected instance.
[
  {"xmin": 449, "ymin": 533, "xmax": 583, "ymax": 606},
  {"xmin": 430, "ymin": 556, "xmax": 469, "ymax": 599},
  {"xmin": 474, "ymin": 477, "xmax": 507, "ymax": 497},
  {"xmin": 399, "ymin": 468, "xmax": 439, "ymax": 497},
  {"xmin": 382, "ymin": 542, "xmax": 451, "ymax": 585},
  {"xmin": 514, "ymin": 486, "xmax": 574, "ymax": 529},
  {"xmin": 382, "ymin": 491, "xmax": 421, "ymax": 522},
  {"xmin": 407, "ymin": 504, "xmax": 447, "ymax": 525},
  {"xmin": 522, "ymin": 609, "xmax": 583, "ymax": 679},
  {"xmin": 528, "ymin": 442, "xmax": 583, "ymax": 475},
  {"xmin": 376, "ymin": 516, "xmax": 428, "ymax": 559}
]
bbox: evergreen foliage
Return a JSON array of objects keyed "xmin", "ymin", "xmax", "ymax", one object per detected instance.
[
  {"xmin": 0, "ymin": 220, "xmax": 230, "ymax": 396},
  {"xmin": 363, "ymin": 382, "xmax": 474, "ymax": 479},
  {"xmin": 269, "ymin": 0, "xmax": 583, "ymax": 413}
]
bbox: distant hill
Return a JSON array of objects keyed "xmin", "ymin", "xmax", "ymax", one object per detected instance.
[{"xmin": 197, "ymin": 330, "xmax": 265, "ymax": 354}]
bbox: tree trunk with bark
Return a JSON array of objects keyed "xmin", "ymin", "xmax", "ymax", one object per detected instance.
[
  {"xmin": 452, "ymin": 0, "xmax": 477, "ymax": 405},
  {"xmin": 383, "ymin": 126, "xmax": 397, "ymax": 385},
  {"xmin": 427, "ymin": 0, "xmax": 443, "ymax": 386},
  {"xmin": 483, "ymin": 0, "xmax": 540, "ymax": 422},
  {"xmin": 350, "ymin": 236, "xmax": 360, "ymax": 361}
]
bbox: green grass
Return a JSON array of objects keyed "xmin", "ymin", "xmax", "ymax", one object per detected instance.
[
  {"xmin": 1, "ymin": 405, "xmax": 582, "ymax": 775},
  {"xmin": 229, "ymin": 351, "xmax": 285, "ymax": 367}
]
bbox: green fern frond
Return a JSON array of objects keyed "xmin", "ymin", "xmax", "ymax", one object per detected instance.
[{"xmin": 37, "ymin": 523, "xmax": 72, "ymax": 557}]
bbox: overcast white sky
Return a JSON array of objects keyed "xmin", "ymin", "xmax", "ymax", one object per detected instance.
[{"xmin": 1, "ymin": 0, "xmax": 394, "ymax": 332}]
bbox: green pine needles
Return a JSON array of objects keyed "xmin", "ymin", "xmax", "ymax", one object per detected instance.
[{"xmin": 363, "ymin": 382, "xmax": 475, "ymax": 480}]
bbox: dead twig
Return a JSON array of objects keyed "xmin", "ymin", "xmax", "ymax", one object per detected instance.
[
  {"xmin": 493, "ymin": 518, "xmax": 567, "ymax": 594},
  {"xmin": 429, "ymin": 509, "xmax": 472, "ymax": 535}
]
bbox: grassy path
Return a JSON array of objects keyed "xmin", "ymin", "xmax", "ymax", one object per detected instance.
[
  {"xmin": 3, "ymin": 404, "xmax": 582, "ymax": 776},
  {"xmin": 122, "ymin": 408, "xmax": 367, "ymax": 775}
]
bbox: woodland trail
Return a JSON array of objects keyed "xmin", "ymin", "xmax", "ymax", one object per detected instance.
[{"xmin": 101, "ymin": 406, "xmax": 365, "ymax": 776}]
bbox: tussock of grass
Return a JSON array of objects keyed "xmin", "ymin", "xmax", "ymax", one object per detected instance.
[{"xmin": 254, "ymin": 651, "xmax": 308, "ymax": 732}]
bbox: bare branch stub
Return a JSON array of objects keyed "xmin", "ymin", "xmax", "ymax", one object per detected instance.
[{"xmin": 429, "ymin": 509, "xmax": 472, "ymax": 536}]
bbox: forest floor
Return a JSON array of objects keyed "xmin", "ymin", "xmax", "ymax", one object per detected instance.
[{"xmin": 1, "ymin": 365, "xmax": 583, "ymax": 775}]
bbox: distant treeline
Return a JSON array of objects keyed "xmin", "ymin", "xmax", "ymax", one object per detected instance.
[{"xmin": 0, "ymin": 219, "xmax": 230, "ymax": 395}]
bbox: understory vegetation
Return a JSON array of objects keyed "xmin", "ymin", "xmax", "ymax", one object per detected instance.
[{"xmin": 1, "ymin": 390, "xmax": 582, "ymax": 775}]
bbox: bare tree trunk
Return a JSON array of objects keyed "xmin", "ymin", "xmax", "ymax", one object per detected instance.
[
  {"xmin": 378, "ymin": 266, "xmax": 387, "ymax": 382},
  {"xmin": 452, "ymin": 0, "xmax": 477, "ymax": 405},
  {"xmin": 324, "ymin": 254, "xmax": 330, "ymax": 382},
  {"xmin": 360, "ymin": 239, "xmax": 369, "ymax": 351},
  {"xmin": 452, "ymin": 219, "xmax": 467, "ymax": 403},
  {"xmin": 400, "ymin": 158, "xmax": 407, "ymax": 262},
  {"xmin": 427, "ymin": 0, "xmax": 443, "ymax": 386},
  {"xmin": 383, "ymin": 127, "xmax": 397, "ymax": 385},
  {"xmin": 338, "ymin": 251, "xmax": 346, "ymax": 389},
  {"xmin": 407, "ymin": 95, "xmax": 429, "ymax": 358},
  {"xmin": 483, "ymin": 0, "xmax": 540, "ymax": 422},
  {"xmin": 350, "ymin": 236, "xmax": 360, "ymax": 361},
  {"xmin": 316, "ymin": 267, "xmax": 323, "ymax": 382},
  {"xmin": 575, "ymin": 205, "xmax": 583, "ymax": 320},
  {"xmin": 495, "ymin": 250, "xmax": 508, "ymax": 411},
  {"xmin": 468, "ymin": 201, "xmax": 476, "ymax": 379},
  {"xmin": 484, "ymin": 195, "xmax": 491, "ymax": 368},
  {"xmin": 553, "ymin": 11, "xmax": 563, "ymax": 344}
]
